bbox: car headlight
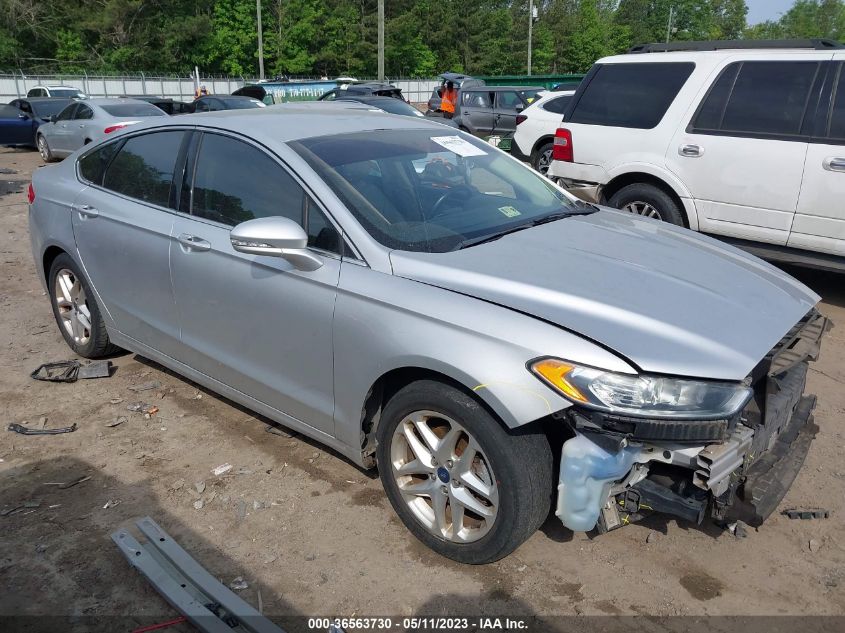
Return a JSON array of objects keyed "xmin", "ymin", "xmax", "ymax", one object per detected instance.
[{"xmin": 529, "ymin": 358, "xmax": 752, "ymax": 420}]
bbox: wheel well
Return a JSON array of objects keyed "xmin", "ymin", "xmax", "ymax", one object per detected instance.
[
  {"xmin": 531, "ymin": 135, "xmax": 554, "ymax": 157},
  {"xmin": 42, "ymin": 246, "xmax": 66, "ymax": 283},
  {"xmin": 602, "ymin": 172, "xmax": 689, "ymax": 228}
]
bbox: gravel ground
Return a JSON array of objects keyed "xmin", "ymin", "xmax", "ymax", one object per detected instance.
[{"xmin": 1, "ymin": 145, "xmax": 843, "ymax": 632}]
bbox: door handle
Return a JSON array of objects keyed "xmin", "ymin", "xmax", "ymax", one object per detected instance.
[
  {"xmin": 78, "ymin": 124, "xmax": 86, "ymax": 128},
  {"xmin": 823, "ymin": 157, "xmax": 845, "ymax": 172},
  {"xmin": 177, "ymin": 233, "xmax": 211, "ymax": 252},
  {"xmin": 679, "ymin": 144, "xmax": 704, "ymax": 157},
  {"xmin": 73, "ymin": 204, "xmax": 98, "ymax": 219}
]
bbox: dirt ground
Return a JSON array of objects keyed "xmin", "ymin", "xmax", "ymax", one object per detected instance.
[{"xmin": 1, "ymin": 145, "xmax": 844, "ymax": 632}]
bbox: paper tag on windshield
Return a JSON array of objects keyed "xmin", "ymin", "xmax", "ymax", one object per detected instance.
[
  {"xmin": 431, "ymin": 135, "xmax": 488, "ymax": 157},
  {"xmin": 498, "ymin": 206, "xmax": 521, "ymax": 218}
]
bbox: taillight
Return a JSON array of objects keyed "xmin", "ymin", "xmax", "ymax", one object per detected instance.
[
  {"xmin": 515, "ymin": 114, "xmax": 527, "ymax": 126},
  {"xmin": 553, "ymin": 127, "xmax": 573, "ymax": 162},
  {"xmin": 27, "ymin": 182, "xmax": 35, "ymax": 204},
  {"xmin": 104, "ymin": 123, "xmax": 129, "ymax": 134}
]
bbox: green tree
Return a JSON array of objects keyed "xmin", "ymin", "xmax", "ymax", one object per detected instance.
[{"xmin": 565, "ymin": 0, "xmax": 631, "ymax": 72}]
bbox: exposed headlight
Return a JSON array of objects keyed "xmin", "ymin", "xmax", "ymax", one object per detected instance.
[{"xmin": 529, "ymin": 358, "xmax": 752, "ymax": 420}]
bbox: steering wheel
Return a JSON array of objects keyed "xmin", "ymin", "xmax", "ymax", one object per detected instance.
[{"xmin": 430, "ymin": 185, "xmax": 473, "ymax": 217}]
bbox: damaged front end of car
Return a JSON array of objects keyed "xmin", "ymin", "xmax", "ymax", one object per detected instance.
[{"xmin": 535, "ymin": 310, "xmax": 831, "ymax": 534}]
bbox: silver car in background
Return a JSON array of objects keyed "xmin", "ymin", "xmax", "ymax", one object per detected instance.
[
  {"xmin": 28, "ymin": 105, "xmax": 829, "ymax": 564},
  {"xmin": 36, "ymin": 98, "xmax": 166, "ymax": 162}
]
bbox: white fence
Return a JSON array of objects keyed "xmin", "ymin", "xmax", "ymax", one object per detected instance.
[{"xmin": 1, "ymin": 73, "xmax": 440, "ymax": 105}]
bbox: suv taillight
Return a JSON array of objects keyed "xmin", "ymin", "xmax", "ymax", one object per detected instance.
[
  {"xmin": 515, "ymin": 114, "xmax": 527, "ymax": 126},
  {"xmin": 553, "ymin": 128, "xmax": 573, "ymax": 162},
  {"xmin": 27, "ymin": 182, "xmax": 35, "ymax": 204}
]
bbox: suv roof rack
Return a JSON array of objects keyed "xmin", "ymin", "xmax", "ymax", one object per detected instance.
[{"xmin": 628, "ymin": 39, "xmax": 845, "ymax": 54}]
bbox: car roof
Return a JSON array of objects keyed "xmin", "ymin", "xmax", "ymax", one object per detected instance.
[
  {"xmin": 13, "ymin": 96, "xmax": 73, "ymax": 103},
  {"xmin": 597, "ymin": 47, "xmax": 838, "ymax": 65},
  {"xmin": 464, "ymin": 85, "xmax": 545, "ymax": 91},
  {"xmin": 128, "ymin": 102, "xmax": 445, "ymax": 142},
  {"xmin": 81, "ymin": 97, "xmax": 155, "ymax": 106},
  {"xmin": 31, "ymin": 85, "xmax": 81, "ymax": 89}
]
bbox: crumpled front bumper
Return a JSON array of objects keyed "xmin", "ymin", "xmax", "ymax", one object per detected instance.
[{"xmin": 555, "ymin": 310, "xmax": 829, "ymax": 534}]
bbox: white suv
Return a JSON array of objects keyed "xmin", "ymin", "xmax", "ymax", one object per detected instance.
[
  {"xmin": 511, "ymin": 90, "xmax": 575, "ymax": 174},
  {"xmin": 548, "ymin": 39, "xmax": 845, "ymax": 270}
]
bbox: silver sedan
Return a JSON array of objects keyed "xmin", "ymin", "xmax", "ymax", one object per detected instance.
[
  {"xmin": 28, "ymin": 104, "xmax": 827, "ymax": 563},
  {"xmin": 36, "ymin": 98, "xmax": 166, "ymax": 162}
]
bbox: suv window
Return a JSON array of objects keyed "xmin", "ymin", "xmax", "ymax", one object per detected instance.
[
  {"xmin": 462, "ymin": 91, "xmax": 491, "ymax": 107},
  {"xmin": 103, "ymin": 131, "xmax": 185, "ymax": 207},
  {"xmin": 826, "ymin": 67, "xmax": 845, "ymax": 141},
  {"xmin": 691, "ymin": 61, "xmax": 819, "ymax": 138},
  {"xmin": 541, "ymin": 95, "xmax": 572, "ymax": 115},
  {"xmin": 569, "ymin": 62, "xmax": 694, "ymax": 129},
  {"xmin": 78, "ymin": 141, "xmax": 120, "ymax": 185},
  {"xmin": 496, "ymin": 91, "xmax": 522, "ymax": 110},
  {"xmin": 191, "ymin": 133, "xmax": 341, "ymax": 253}
]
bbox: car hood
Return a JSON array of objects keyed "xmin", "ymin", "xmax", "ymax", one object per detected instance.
[{"xmin": 389, "ymin": 209, "xmax": 820, "ymax": 380}]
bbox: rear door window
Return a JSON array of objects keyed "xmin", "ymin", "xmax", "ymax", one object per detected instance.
[
  {"xmin": 102, "ymin": 131, "xmax": 185, "ymax": 207},
  {"xmin": 496, "ymin": 91, "xmax": 523, "ymax": 110},
  {"xmin": 691, "ymin": 61, "xmax": 820, "ymax": 138},
  {"xmin": 825, "ymin": 66, "xmax": 845, "ymax": 141},
  {"xmin": 569, "ymin": 62, "xmax": 695, "ymax": 129}
]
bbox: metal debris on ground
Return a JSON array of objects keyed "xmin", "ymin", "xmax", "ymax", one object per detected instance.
[
  {"xmin": 783, "ymin": 508, "xmax": 830, "ymax": 520},
  {"xmin": 1, "ymin": 500, "xmax": 40, "ymax": 517},
  {"xmin": 111, "ymin": 516, "xmax": 286, "ymax": 633},
  {"xmin": 58, "ymin": 475, "xmax": 91, "ymax": 489},
  {"xmin": 30, "ymin": 359, "xmax": 113, "ymax": 382},
  {"xmin": 229, "ymin": 577, "xmax": 248, "ymax": 591},
  {"xmin": 265, "ymin": 425, "xmax": 294, "ymax": 438},
  {"xmin": 7, "ymin": 422, "xmax": 77, "ymax": 435},
  {"xmin": 103, "ymin": 499, "xmax": 121, "ymax": 509},
  {"xmin": 106, "ymin": 416, "xmax": 128, "ymax": 428},
  {"xmin": 212, "ymin": 463, "xmax": 233, "ymax": 476},
  {"xmin": 129, "ymin": 380, "xmax": 162, "ymax": 392},
  {"xmin": 127, "ymin": 402, "xmax": 159, "ymax": 415}
]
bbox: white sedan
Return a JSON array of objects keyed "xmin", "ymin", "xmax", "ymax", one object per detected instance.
[
  {"xmin": 512, "ymin": 90, "xmax": 575, "ymax": 175},
  {"xmin": 36, "ymin": 98, "xmax": 167, "ymax": 162}
]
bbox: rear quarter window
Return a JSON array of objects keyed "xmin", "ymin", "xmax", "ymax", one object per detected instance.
[
  {"xmin": 569, "ymin": 62, "xmax": 695, "ymax": 129},
  {"xmin": 541, "ymin": 96, "xmax": 572, "ymax": 115},
  {"xmin": 78, "ymin": 141, "xmax": 120, "ymax": 185}
]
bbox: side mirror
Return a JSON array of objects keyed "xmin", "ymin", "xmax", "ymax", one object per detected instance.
[
  {"xmin": 515, "ymin": 104, "xmax": 525, "ymax": 113},
  {"xmin": 18, "ymin": 112, "xmax": 28, "ymax": 119},
  {"xmin": 230, "ymin": 216, "xmax": 323, "ymax": 271},
  {"xmin": 49, "ymin": 115, "xmax": 57, "ymax": 123}
]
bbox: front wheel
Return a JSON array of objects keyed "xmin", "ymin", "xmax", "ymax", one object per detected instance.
[{"xmin": 376, "ymin": 380, "xmax": 553, "ymax": 564}]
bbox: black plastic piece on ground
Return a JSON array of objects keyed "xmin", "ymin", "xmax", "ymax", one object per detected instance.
[
  {"xmin": 724, "ymin": 395, "xmax": 818, "ymax": 527},
  {"xmin": 7, "ymin": 422, "xmax": 77, "ymax": 435},
  {"xmin": 30, "ymin": 360, "xmax": 80, "ymax": 382},
  {"xmin": 631, "ymin": 477, "xmax": 707, "ymax": 524},
  {"xmin": 783, "ymin": 508, "xmax": 830, "ymax": 520}
]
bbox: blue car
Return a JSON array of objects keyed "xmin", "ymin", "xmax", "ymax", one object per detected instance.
[{"xmin": 0, "ymin": 98, "xmax": 74, "ymax": 147}]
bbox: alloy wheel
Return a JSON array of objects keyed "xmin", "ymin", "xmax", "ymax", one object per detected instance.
[
  {"xmin": 37, "ymin": 136, "xmax": 49, "ymax": 161},
  {"xmin": 390, "ymin": 410, "xmax": 499, "ymax": 543},
  {"xmin": 54, "ymin": 268, "xmax": 92, "ymax": 345},
  {"xmin": 622, "ymin": 200, "xmax": 663, "ymax": 219},
  {"xmin": 536, "ymin": 148, "xmax": 553, "ymax": 175}
]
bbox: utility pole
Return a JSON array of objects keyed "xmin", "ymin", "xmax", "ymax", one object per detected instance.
[
  {"xmin": 665, "ymin": 5, "xmax": 674, "ymax": 44},
  {"xmin": 257, "ymin": 0, "xmax": 265, "ymax": 80},
  {"xmin": 377, "ymin": 0, "xmax": 384, "ymax": 80},
  {"xmin": 527, "ymin": 0, "xmax": 533, "ymax": 76}
]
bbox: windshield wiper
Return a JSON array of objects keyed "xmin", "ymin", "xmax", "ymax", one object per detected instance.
[{"xmin": 454, "ymin": 204, "xmax": 598, "ymax": 250}]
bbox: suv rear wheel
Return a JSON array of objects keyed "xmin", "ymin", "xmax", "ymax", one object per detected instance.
[
  {"xmin": 608, "ymin": 182, "xmax": 685, "ymax": 226},
  {"xmin": 376, "ymin": 380, "xmax": 553, "ymax": 564},
  {"xmin": 532, "ymin": 142, "xmax": 554, "ymax": 176}
]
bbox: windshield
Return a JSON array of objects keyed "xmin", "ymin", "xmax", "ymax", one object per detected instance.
[
  {"xmin": 291, "ymin": 129, "xmax": 578, "ymax": 253},
  {"xmin": 31, "ymin": 99, "xmax": 73, "ymax": 118},
  {"xmin": 49, "ymin": 88, "xmax": 84, "ymax": 98},
  {"xmin": 101, "ymin": 103, "xmax": 166, "ymax": 117},
  {"xmin": 223, "ymin": 98, "xmax": 265, "ymax": 109}
]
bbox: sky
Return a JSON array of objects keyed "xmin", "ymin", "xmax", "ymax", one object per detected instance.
[{"xmin": 745, "ymin": 0, "xmax": 795, "ymax": 25}]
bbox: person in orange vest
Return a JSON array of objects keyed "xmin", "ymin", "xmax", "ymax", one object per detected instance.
[{"xmin": 440, "ymin": 80, "xmax": 458, "ymax": 119}]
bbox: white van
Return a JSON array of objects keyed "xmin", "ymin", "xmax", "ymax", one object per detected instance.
[{"xmin": 548, "ymin": 39, "xmax": 845, "ymax": 271}]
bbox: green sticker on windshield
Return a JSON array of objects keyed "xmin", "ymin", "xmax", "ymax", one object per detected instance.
[{"xmin": 498, "ymin": 206, "xmax": 521, "ymax": 218}]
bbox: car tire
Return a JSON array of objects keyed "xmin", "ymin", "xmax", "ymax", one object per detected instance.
[
  {"xmin": 531, "ymin": 142, "xmax": 554, "ymax": 176},
  {"xmin": 376, "ymin": 380, "xmax": 553, "ymax": 564},
  {"xmin": 608, "ymin": 182, "xmax": 685, "ymax": 226},
  {"xmin": 37, "ymin": 134, "xmax": 55, "ymax": 163},
  {"xmin": 48, "ymin": 253, "xmax": 121, "ymax": 358}
]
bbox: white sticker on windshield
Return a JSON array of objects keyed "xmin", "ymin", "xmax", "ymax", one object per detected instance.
[{"xmin": 431, "ymin": 135, "xmax": 488, "ymax": 157}]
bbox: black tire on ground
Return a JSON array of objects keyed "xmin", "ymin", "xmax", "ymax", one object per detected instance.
[
  {"xmin": 37, "ymin": 134, "xmax": 55, "ymax": 163},
  {"xmin": 376, "ymin": 379, "xmax": 553, "ymax": 564},
  {"xmin": 607, "ymin": 182, "xmax": 685, "ymax": 226},
  {"xmin": 48, "ymin": 253, "xmax": 121, "ymax": 358},
  {"xmin": 531, "ymin": 142, "xmax": 554, "ymax": 175}
]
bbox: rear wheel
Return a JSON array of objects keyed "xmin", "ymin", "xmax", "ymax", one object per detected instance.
[
  {"xmin": 376, "ymin": 380, "xmax": 553, "ymax": 564},
  {"xmin": 532, "ymin": 142, "xmax": 554, "ymax": 176},
  {"xmin": 37, "ymin": 134, "xmax": 55, "ymax": 163},
  {"xmin": 608, "ymin": 182, "xmax": 685, "ymax": 226},
  {"xmin": 48, "ymin": 253, "xmax": 120, "ymax": 358}
]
